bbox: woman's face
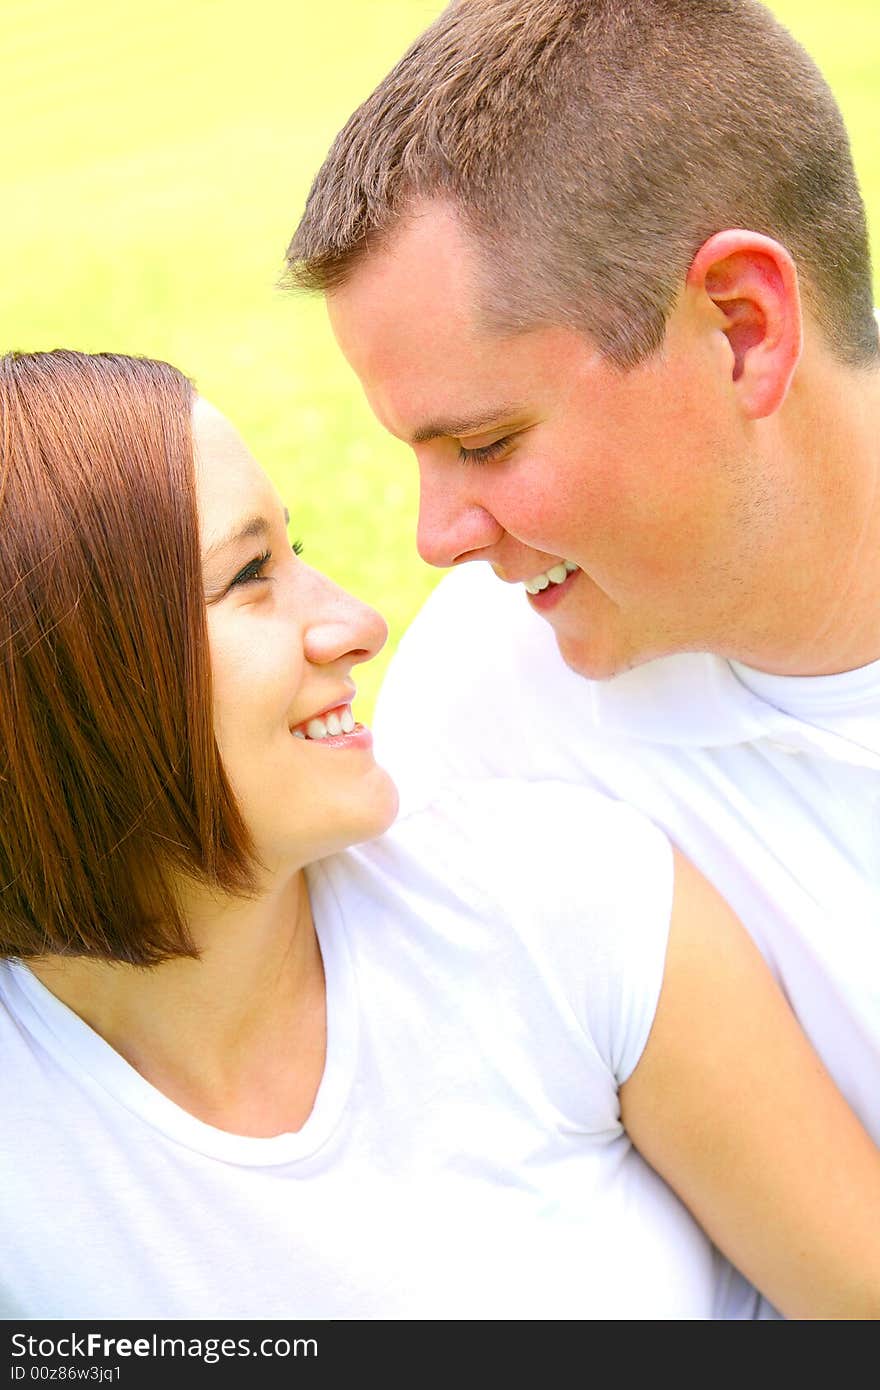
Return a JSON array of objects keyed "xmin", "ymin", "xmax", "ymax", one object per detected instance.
[{"xmin": 194, "ymin": 398, "xmax": 398, "ymax": 873}]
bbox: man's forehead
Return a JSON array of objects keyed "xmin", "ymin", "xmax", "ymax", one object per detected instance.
[
  {"xmin": 326, "ymin": 206, "xmax": 608, "ymax": 441},
  {"xmin": 326, "ymin": 256, "xmax": 498, "ymax": 441},
  {"xmin": 328, "ymin": 205, "xmax": 482, "ymax": 342},
  {"xmin": 376, "ymin": 199, "xmax": 480, "ymax": 284}
]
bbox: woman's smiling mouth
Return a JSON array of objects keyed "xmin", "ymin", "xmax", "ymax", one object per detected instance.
[
  {"xmin": 290, "ymin": 703, "xmax": 373, "ymax": 749},
  {"xmin": 292, "ymin": 703, "xmax": 356, "ymax": 740}
]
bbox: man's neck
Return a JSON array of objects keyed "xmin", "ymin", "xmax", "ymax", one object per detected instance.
[{"xmin": 734, "ymin": 352, "xmax": 880, "ymax": 678}]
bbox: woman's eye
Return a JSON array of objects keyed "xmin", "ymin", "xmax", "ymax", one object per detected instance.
[
  {"xmin": 231, "ymin": 550, "xmax": 272, "ymax": 587},
  {"xmin": 457, "ymin": 436, "xmax": 512, "ymax": 465},
  {"xmin": 229, "ymin": 539, "xmax": 303, "ymax": 590}
]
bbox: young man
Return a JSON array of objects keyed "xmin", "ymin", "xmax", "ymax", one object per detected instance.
[{"xmin": 287, "ymin": 0, "xmax": 880, "ymax": 1309}]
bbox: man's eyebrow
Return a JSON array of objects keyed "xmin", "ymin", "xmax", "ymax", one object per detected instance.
[
  {"xmin": 204, "ymin": 507, "xmax": 289, "ymax": 562},
  {"xmin": 409, "ymin": 407, "xmax": 521, "ymax": 445}
]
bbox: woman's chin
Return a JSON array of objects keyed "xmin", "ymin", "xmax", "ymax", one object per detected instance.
[
  {"xmin": 347, "ymin": 764, "xmax": 400, "ymax": 845},
  {"xmin": 268, "ymin": 766, "xmax": 401, "ymax": 870}
]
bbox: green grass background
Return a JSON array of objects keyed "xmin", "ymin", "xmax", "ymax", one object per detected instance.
[{"xmin": 1, "ymin": 1, "xmax": 877, "ymax": 718}]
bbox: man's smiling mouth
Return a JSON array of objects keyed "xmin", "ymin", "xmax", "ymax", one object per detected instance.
[{"xmin": 523, "ymin": 560, "xmax": 580, "ymax": 594}]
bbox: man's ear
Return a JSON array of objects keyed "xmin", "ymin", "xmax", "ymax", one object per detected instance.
[{"xmin": 687, "ymin": 230, "xmax": 802, "ymax": 419}]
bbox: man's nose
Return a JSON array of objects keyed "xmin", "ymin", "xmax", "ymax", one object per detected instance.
[{"xmin": 416, "ymin": 472, "xmax": 504, "ymax": 568}]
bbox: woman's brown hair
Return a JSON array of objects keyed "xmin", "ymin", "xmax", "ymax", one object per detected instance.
[{"xmin": 0, "ymin": 350, "xmax": 256, "ymax": 965}]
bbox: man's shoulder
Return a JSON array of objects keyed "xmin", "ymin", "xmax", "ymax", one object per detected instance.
[
  {"xmin": 396, "ymin": 563, "xmax": 549, "ymax": 656},
  {"xmin": 379, "ymin": 565, "xmax": 756, "ymax": 746},
  {"xmin": 374, "ymin": 566, "xmax": 594, "ymax": 795},
  {"xmin": 382, "ymin": 564, "xmax": 590, "ymax": 707}
]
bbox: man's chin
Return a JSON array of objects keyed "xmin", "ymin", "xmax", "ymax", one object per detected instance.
[{"xmin": 553, "ymin": 628, "xmax": 650, "ymax": 683}]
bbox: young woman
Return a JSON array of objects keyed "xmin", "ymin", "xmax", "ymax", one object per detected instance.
[{"xmin": 1, "ymin": 350, "xmax": 878, "ymax": 1320}]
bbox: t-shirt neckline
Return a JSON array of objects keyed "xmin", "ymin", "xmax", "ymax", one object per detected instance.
[
  {"xmin": 1, "ymin": 869, "xmax": 355, "ymax": 1167},
  {"xmin": 730, "ymin": 653, "xmax": 880, "ymax": 716}
]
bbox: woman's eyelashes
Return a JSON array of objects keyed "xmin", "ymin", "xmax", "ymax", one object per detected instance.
[
  {"xmin": 230, "ymin": 540, "xmax": 304, "ymax": 589},
  {"xmin": 457, "ymin": 435, "xmax": 512, "ymax": 466}
]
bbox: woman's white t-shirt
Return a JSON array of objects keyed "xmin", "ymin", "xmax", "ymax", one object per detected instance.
[{"xmin": 0, "ymin": 780, "xmax": 754, "ymax": 1320}]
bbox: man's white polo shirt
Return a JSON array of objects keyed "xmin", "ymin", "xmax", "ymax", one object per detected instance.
[{"xmin": 375, "ymin": 561, "xmax": 880, "ymax": 1151}]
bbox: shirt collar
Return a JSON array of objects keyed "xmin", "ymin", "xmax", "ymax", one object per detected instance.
[{"xmin": 590, "ymin": 652, "xmax": 880, "ymax": 769}]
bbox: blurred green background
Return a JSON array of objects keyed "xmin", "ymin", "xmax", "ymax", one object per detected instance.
[{"xmin": 1, "ymin": 1, "xmax": 877, "ymax": 717}]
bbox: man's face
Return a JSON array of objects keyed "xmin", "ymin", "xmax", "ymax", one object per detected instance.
[{"xmin": 328, "ymin": 204, "xmax": 774, "ymax": 679}]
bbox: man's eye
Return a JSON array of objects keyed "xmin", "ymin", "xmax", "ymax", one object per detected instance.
[
  {"xmin": 457, "ymin": 436, "xmax": 512, "ymax": 465},
  {"xmin": 231, "ymin": 550, "xmax": 271, "ymax": 587}
]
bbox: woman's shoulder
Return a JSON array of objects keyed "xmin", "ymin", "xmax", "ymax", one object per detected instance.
[
  {"xmin": 320, "ymin": 778, "xmax": 675, "ymax": 1084},
  {"xmin": 394, "ymin": 776, "xmax": 672, "ymax": 891},
  {"xmin": 333, "ymin": 776, "xmax": 674, "ymax": 919}
]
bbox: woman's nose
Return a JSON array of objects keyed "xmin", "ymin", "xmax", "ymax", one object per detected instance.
[{"xmin": 303, "ymin": 575, "xmax": 388, "ymax": 669}]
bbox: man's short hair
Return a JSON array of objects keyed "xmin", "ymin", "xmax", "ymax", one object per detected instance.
[
  {"xmin": 287, "ymin": 0, "xmax": 878, "ymax": 369},
  {"xmin": 0, "ymin": 351, "xmax": 257, "ymax": 966}
]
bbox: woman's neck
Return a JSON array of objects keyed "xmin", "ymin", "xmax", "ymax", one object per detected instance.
[{"xmin": 28, "ymin": 868, "xmax": 327, "ymax": 1137}]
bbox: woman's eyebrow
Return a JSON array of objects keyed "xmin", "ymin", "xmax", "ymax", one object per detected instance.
[
  {"xmin": 204, "ymin": 514, "xmax": 271, "ymax": 562},
  {"xmin": 204, "ymin": 507, "xmax": 290, "ymax": 563}
]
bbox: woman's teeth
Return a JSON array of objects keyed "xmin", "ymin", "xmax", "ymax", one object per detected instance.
[
  {"xmin": 524, "ymin": 560, "xmax": 580, "ymax": 594},
  {"xmin": 292, "ymin": 705, "xmax": 356, "ymax": 740}
]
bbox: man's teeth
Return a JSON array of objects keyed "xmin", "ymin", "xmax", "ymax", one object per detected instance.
[
  {"xmin": 292, "ymin": 705, "xmax": 356, "ymax": 740},
  {"xmin": 524, "ymin": 560, "xmax": 579, "ymax": 594}
]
